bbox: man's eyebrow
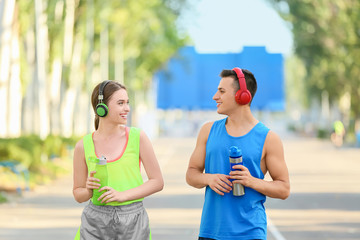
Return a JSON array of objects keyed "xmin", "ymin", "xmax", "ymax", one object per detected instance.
[{"xmin": 218, "ymin": 87, "xmax": 225, "ymax": 90}]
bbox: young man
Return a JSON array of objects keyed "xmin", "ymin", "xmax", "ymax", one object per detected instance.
[{"xmin": 186, "ymin": 68, "xmax": 290, "ymax": 240}]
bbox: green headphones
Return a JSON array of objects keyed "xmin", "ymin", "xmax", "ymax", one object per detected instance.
[{"xmin": 96, "ymin": 80, "xmax": 111, "ymax": 117}]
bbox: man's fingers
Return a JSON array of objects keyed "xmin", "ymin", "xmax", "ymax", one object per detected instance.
[
  {"xmin": 90, "ymin": 171, "xmax": 96, "ymax": 177},
  {"xmin": 218, "ymin": 184, "xmax": 231, "ymax": 193},
  {"xmin": 218, "ymin": 180, "xmax": 232, "ymax": 191},
  {"xmin": 216, "ymin": 175, "xmax": 232, "ymax": 189},
  {"xmin": 209, "ymin": 174, "xmax": 234, "ymax": 195},
  {"xmin": 213, "ymin": 187, "xmax": 224, "ymax": 196},
  {"xmin": 220, "ymin": 176, "xmax": 233, "ymax": 187},
  {"xmin": 231, "ymin": 165, "xmax": 247, "ymax": 171},
  {"xmin": 214, "ymin": 180, "xmax": 232, "ymax": 194},
  {"xmin": 218, "ymin": 175, "xmax": 232, "ymax": 186}
]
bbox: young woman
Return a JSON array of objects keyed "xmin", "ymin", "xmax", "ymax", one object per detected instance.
[{"xmin": 73, "ymin": 80, "xmax": 163, "ymax": 239}]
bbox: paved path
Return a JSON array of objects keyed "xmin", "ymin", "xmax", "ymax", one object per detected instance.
[
  {"xmin": 266, "ymin": 136, "xmax": 360, "ymax": 240},
  {"xmin": 0, "ymin": 135, "xmax": 359, "ymax": 239}
]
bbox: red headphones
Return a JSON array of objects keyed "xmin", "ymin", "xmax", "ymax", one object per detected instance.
[{"xmin": 232, "ymin": 67, "xmax": 252, "ymax": 105}]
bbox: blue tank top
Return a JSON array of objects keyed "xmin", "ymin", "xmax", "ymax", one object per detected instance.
[{"xmin": 199, "ymin": 118, "xmax": 269, "ymax": 240}]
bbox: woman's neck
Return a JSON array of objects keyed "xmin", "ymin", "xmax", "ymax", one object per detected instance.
[{"xmin": 96, "ymin": 121, "xmax": 127, "ymax": 137}]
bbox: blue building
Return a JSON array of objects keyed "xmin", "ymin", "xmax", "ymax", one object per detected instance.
[{"xmin": 155, "ymin": 46, "xmax": 284, "ymax": 111}]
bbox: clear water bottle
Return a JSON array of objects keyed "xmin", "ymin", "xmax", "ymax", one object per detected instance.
[
  {"xmin": 91, "ymin": 155, "xmax": 108, "ymax": 205},
  {"xmin": 229, "ymin": 146, "xmax": 245, "ymax": 196}
]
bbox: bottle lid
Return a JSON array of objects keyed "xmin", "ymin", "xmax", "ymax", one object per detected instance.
[
  {"xmin": 98, "ymin": 155, "xmax": 107, "ymax": 165},
  {"xmin": 229, "ymin": 146, "xmax": 242, "ymax": 158}
]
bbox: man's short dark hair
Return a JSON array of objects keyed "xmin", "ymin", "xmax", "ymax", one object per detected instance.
[{"xmin": 219, "ymin": 69, "xmax": 257, "ymax": 104}]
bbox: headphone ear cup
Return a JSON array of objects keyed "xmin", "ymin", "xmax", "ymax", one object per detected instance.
[
  {"xmin": 96, "ymin": 103, "xmax": 109, "ymax": 117},
  {"xmin": 235, "ymin": 89, "xmax": 252, "ymax": 105}
]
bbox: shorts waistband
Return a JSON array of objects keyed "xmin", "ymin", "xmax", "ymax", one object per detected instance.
[{"xmin": 88, "ymin": 201, "xmax": 144, "ymax": 215}]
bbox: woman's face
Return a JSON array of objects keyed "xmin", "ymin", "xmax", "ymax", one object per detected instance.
[{"xmin": 106, "ymin": 88, "xmax": 130, "ymax": 125}]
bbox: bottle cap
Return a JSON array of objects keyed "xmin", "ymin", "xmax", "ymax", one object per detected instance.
[
  {"xmin": 98, "ymin": 155, "xmax": 107, "ymax": 165},
  {"xmin": 229, "ymin": 146, "xmax": 242, "ymax": 158}
]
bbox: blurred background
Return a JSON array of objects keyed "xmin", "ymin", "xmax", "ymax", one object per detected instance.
[{"xmin": 0, "ymin": 0, "xmax": 360, "ymax": 239}]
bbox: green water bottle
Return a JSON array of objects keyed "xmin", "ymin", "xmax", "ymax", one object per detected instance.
[{"xmin": 91, "ymin": 155, "xmax": 108, "ymax": 205}]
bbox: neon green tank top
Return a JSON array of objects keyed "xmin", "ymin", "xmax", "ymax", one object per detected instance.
[{"xmin": 83, "ymin": 127, "xmax": 144, "ymax": 206}]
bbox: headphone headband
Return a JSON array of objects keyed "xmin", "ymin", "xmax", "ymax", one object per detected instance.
[
  {"xmin": 98, "ymin": 80, "xmax": 111, "ymax": 102},
  {"xmin": 232, "ymin": 67, "xmax": 252, "ymax": 105},
  {"xmin": 232, "ymin": 68, "xmax": 246, "ymax": 91}
]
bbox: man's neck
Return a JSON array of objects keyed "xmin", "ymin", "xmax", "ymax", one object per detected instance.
[{"xmin": 225, "ymin": 107, "xmax": 259, "ymax": 137}]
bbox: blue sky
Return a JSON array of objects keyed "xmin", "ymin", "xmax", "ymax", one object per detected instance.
[{"xmin": 180, "ymin": 0, "xmax": 293, "ymax": 56}]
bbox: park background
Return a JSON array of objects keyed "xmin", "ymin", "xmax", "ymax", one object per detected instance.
[{"xmin": 0, "ymin": 0, "xmax": 360, "ymax": 239}]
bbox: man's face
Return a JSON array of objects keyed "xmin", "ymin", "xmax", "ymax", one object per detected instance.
[{"xmin": 212, "ymin": 77, "xmax": 237, "ymax": 115}]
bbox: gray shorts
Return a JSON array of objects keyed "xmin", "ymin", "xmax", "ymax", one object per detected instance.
[{"xmin": 79, "ymin": 201, "xmax": 150, "ymax": 240}]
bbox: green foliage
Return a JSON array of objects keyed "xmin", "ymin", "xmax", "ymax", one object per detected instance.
[
  {"xmin": 0, "ymin": 192, "xmax": 7, "ymax": 203},
  {"xmin": 49, "ymin": 0, "xmax": 191, "ymax": 91},
  {"xmin": 269, "ymin": 0, "xmax": 360, "ymax": 119},
  {"xmin": 0, "ymin": 135, "xmax": 79, "ymax": 193},
  {"xmin": 103, "ymin": 0, "xmax": 190, "ymax": 90},
  {"xmin": 284, "ymin": 55, "xmax": 308, "ymax": 107},
  {"xmin": 0, "ymin": 135, "xmax": 79, "ymax": 173},
  {"xmin": 317, "ymin": 128, "xmax": 330, "ymax": 139},
  {"xmin": 10, "ymin": 0, "xmax": 193, "ymax": 139},
  {"xmin": 0, "ymin": 135, "xmax": 41, "ymax": 168}
]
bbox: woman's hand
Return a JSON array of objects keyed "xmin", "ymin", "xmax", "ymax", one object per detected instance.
[
  {"xmin": 86, "ymin": 171, "xmax": 101, "ymax": 192},
  {"xmin": 97, "ymin": 186, "xmax": 126, "ymax": 204}
]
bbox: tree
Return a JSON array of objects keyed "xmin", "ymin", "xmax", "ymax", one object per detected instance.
[
  {"xmin": 0, "ymin": 0, "xmax": 191, "ymax": 137},
  {"xmin": 269, "ymin": 0, "xmax": 360, "ymax": 129},
  {"xmin": 0, "ymin": 0, "xmax": 20, "ymax": 137}
]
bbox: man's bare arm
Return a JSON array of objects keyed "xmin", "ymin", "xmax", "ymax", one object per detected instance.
[{"xmin": 186, "ymin": 122, "xmax": 233, "ymax": 195}]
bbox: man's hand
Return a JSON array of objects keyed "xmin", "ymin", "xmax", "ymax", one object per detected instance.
[
  {"xmin": 229, "ymin": 165, "xmax": 255, "ymax": 187},
  {"xmin": 207, "ymin": 174, "xmax": 233, "ymax": 196}
]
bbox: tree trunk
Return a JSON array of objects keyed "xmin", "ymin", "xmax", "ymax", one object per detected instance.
[
  {"xmin": 0, "ymin": 0, "xmax": 16, "ymax": 137},
  {"xmin": 63, "ymin": 0, "xmax": 74, "ymax": 65},
  {"xmin": 49, "ymin": 0, "xmax": 64, "ymax": 135},
  {"xmin": 100, "ymin": 22, "xmax": 109, "ymax": 80},
  {"xmin": 60, "ymin": 0, "xmax": 75, "ymax": 136},
  {"xmin": 22, "ymin": 28, "xmax": 36, "ymax": 135},
  {"xmin": 71, "ymin": 34, "xmax": 84, "ymax": 136},
  {"xmin": 85, "ymin": 0, "xmax": 95, "ymax": 133},
  {"xmin": 114, "ymin": 27, "xmax": 124, "ymax": 84},
  {"xmin": 8, "ymin": 4, "xmax": 22, "ymax": 137},
  {"xmin": 62, "ymin": 33, "xmax": 83, "ymax": 137},
  {"xmin": 34, "ymin": 0, "xmax": 50, "ymax": 139},
  {"xmin": 49, "ymin": 58, "xmax": 62, "ymax": 135}
]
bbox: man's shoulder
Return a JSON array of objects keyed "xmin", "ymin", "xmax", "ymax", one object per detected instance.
[
  {"xmin": 202, "ymin": 121, "xmax": 215, "ymax": 129},
  {"xmin": 264, "ymin": 130, "xmax": 283, "ymax": 148},
  {"xmin": 200, "ymin": 118, "xmax": 224, "ymax": 133},
  {"xmin": 198, "ymin": 121, "xmax": 214, "ymax": 137},
  {"xmin": 198, "ymin": 118, "xmax": 226, "ymax": 141}
]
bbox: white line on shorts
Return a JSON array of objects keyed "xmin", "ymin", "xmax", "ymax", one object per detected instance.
[{"xmin": 268, "ymin": 217, "xmax": 286, "ymax": 240}]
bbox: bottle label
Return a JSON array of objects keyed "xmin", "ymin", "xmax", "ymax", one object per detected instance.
[{"xmin": 230, "ymin": 156, "xmax": 243, "ymax": 166}]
